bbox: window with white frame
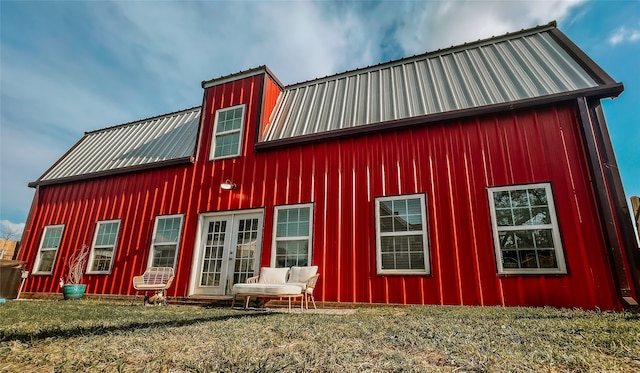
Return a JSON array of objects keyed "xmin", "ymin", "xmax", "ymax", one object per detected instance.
[
  {"xmin": 375, "ymin": 194, "xmax": 430, "ymax": 274},
  {"xmin": 88, "ymin": 220, "xmax": 121, "ymax": 273},
  {"xmin": 487, "ymin": 183, "xmax": 567, "ymax": 274},
  {"xmin": 148, "ymin": 215, "xmax": 183, "ymax": 268},
  {"xmin": 34, "ymin": 225, "xmax": 65, "ymax": 274},
  {"xmin": 210, "ymin": 104, "xmax": 245, "ymax": 160},
  {"xmin": 272, "ymin": 204, "xmax": 313, "ymax": 268}
]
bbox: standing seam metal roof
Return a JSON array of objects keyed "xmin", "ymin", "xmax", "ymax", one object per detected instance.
[
  {"xmin": 34, "ymin": 23, "xmax": 617, "ymax": 185},
  {"xmin": 259, "ymin": 24, "xmax": 602, "ymax": 142},
  {"xmin": 38, "ymin": 107, "xmax": 201, "ymax": 183}
]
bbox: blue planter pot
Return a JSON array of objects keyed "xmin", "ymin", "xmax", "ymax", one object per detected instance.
[{"xmin": 62, "ymin": 284, "xmax": 87, "ymax": 300}]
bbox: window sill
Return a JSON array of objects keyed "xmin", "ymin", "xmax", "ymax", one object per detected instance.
[
  {"xmin": 377, "ymin": 271, "xmax": 431, "ymax": 276},
  {"xmin": 210, "ymin": 154, "xmax": 242, "ymax": 161},
  {"xmin": 497, "ymin": 270, "xmax": 568, "ymax": 277}
]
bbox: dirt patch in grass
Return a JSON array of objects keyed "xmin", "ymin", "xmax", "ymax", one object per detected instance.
[{"xmin": 1, "ymin": 301, "xmax": 639, "ymax": 372}]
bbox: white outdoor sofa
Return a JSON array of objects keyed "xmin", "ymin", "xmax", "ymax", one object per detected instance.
[{"xmin": 231, "ymin": 266, "xmax": 319, "ymax": 312}]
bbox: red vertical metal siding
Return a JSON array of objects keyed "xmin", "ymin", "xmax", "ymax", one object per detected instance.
[{"xmin": 19, "ymin": 72, "xmax": 626, "ymax": 309}]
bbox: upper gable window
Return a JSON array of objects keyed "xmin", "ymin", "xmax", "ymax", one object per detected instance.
[
  {"xmin": 487, "ymin": 183, "xmax": 567, "ymax": 275},
  {"xmin": 210, "ymin": 104, "xmax": 246, "ymax": 160}
]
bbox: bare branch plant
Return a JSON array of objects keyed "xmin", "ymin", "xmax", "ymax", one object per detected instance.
[{"xmin": 62, "ymin": 244, "xmax": 90, "ymax": 285}]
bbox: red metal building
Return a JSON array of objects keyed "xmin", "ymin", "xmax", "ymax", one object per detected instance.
[{"xmin": 18, "ymin": 22, "xmax": 640, "ymax": 309}]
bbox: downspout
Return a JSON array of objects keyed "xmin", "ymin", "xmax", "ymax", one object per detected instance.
[{"xmin": 577, "ymin": 97, "xmax": 640, "ymax": 308}]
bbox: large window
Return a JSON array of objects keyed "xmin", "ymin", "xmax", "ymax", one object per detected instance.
[
  {"xmin": 148, "ymin": 215, "xmax": 183, "ymax": 268},
  {"xmin": 271, "ymin": 204, "xmax": 313, "ymax": 268},
  {"xmin": 210, "ymin": 104, "xmax": 245, "ymax": 160},
  {"xmin": 488, "ymin": 183, "xmax": 567, "ymax": 274},
  {"xmin": 34, "ymin": 225, "xmax": 65, "ymax": 274},
  {"xmin": 375, "ymin": 194, "xmax": 429, "ymax": 274},
  {"xmin": 87, "ymin": 220, "xmax": 121, "ymax": 274}
]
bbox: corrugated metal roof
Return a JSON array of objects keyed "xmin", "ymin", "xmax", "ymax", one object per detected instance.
[
  {"xmin": 260, "ymin": 25, "xmax": 601, "ymax": 142},
  {"xmin": 38, "ymin": 107, "xmax": 201, "ymax": 183}
]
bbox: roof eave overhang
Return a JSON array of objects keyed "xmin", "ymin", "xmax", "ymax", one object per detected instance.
[
  {"xmin": 255, "ymin": 83, "xmax": 624, "ymax": 151},
  {"xmin": 28, "ymin": 156, "xmax": 195, "ymax": 188}
]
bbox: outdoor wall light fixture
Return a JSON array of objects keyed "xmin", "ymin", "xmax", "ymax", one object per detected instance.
[{"xmin": 220, "ymin": 179, "xmax": 237, "ymax": 190}]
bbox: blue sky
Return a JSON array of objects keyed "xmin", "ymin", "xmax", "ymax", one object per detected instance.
[{"xmin": 1, "ymin": 0, "xmax": 639, "ymax": 239}]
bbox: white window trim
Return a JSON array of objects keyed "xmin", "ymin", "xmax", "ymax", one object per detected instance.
[
  {"xmin": 147, "ymin": 214, "xmax": 184, "ymax": 269},
  {"xmin": 87, "ymin": 219, "xmax": 121, "ymax": 275},
  {"xmin": 33, "ymin": 224, "xmax": 65, "ymax": 275},
  {"xmin": 270, "ymin": 203, "xmax": 314, "ymax": 268},
  {"xmin": 487, "ymin": 183, "xmax": 567, "ymax": 275},
  {"xmin": 209, "ymin": 104, "xmax": 246, "ymax": 160},
  {"xmin": 375, "ymin": 194, "xmax": 430, "ymax": 275}
]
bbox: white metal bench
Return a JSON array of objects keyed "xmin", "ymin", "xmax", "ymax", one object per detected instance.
[{"xmin": 132, "ymin": 267, "xmax": 175, "ymax": 305}]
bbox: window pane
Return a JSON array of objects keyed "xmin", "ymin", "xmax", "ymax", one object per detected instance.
[
  {"xmin": 502, "ymin": 250, "xmax": 519, "ymax": 268},
  {"xmin": 534, "ymin": 229, "xmax": 554, "ymax": 248},
  {"xmin": 274, "ymin": 240, "xmax": 308, "ymax": 267},
  {"xmin": 499, "ymin": 231, "xmax": 516, "ymax": 250},
  {"xmin": 528, "ymin": 188, "xmax": 547, "ymax": 206},
  {"xmin": 379, "ymin": 201, "xmax": 393, "ymax": 216},
  {"xmin": 42, "ymin": 227, "xmax": 63, "ymax": 248},
  {"xmin": 495, "ymin": 209, "xmax": 513, "ymax": 226},
  {"xmin": 410, "ymin": 252, "xmax": 425, "ymax": 270},
  {"xmin": 538, "ymin": 250, "xmax": 558, "ymax": 268},
  {"xmin": 276, "ymin": 207, "xmax": 310, "ymax": 237},
  {"xmin": 96, "ymin": 222, "xmax": 118, "ymax": 246},
  {"xmin": 520, "ymin": 250, "xmax": 538, "ymax": 268},
  {"xmin": 380, "ymin": 236, "xmax": 394, "ymax": 253},
  {"xmin": 215, "ymin": 132, "xmax": 240, "ymax": 157},
  {"xmin": 531, "ymin": 207, "xmax": 550, "ymax": 224},
  {"xmin": 381, "ymin": 253, "xmax": 395, "ymax": 270},
  {"xmin": 510, "ymin": 190, "xmax": 529, "ymax": 207},
  {"xmin": 493, "ymin": 191, "xmax": 511, "ymax": 209},
  {"xmin": 380, "ymin": 216, "xmax": 394, "ymax": 233},
  {"xmin": 406, "ymin": 199, "xmax": 422, "ymax": 215},
  {"xmin": 37, "ymin": 250, "xmax": 56, "ymax": 272},
  {"xmin": 513, "ymin": 208, "xmax": 533, "ymax": 225},
  {"xmin": 91, "ymin": 247, "xmax": 114, "ymax": 272},
  {"xmin": 152, "ymin": 244, "xmax": 177, "ymax": 267},
  {"xmin": 393, "ymin": 199, "xmax": 408, "ymax": 216},
  {"xmin": 514, "ymin": 230, "xmax": 534, "ymax": 249},
  {"xmin": 156, "ymin": 217, "xmax": 181, "ymax": 243}
]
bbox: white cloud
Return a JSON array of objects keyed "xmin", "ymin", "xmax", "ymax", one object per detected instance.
[
  {"xmin": 0, "ymin": 220, "xmax": 25, "ymax": 240},
  {"xmin": 609, "ymin": 26, "xmax": 640, "ymax": 45},
  {"xmin": 390, "ymin": 0, "xmax": 586, "ymax": 54},
  {"xmin": 0, "ymin": 0, "xmax": 593, "ymax": 229}
]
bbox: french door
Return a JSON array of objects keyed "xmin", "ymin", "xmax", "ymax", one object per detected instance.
[{"xmin": 192, "ymin": 211, "xmax": 263, "ymax": 296}]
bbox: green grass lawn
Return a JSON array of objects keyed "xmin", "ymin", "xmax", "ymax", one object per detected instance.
[{"xmin": 1, "ymin": 300, "xmax": 639, "ymax": 372}]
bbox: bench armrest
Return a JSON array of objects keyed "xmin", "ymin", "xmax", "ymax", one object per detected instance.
[
  {"xmin": 306, "ymin": 274, "xmax": 319, "ymax": 289},
  {"xmin": 133, "ymin": 275, "xmax": 145, "ymax": 287},
  {"xmin": 246, "ymin": 276, "xmax": 259, "ymax": 284}
]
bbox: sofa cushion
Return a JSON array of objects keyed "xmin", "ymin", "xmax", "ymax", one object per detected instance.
[
  {"xmin": 232, "ymin": 283, "xmax": 303, "ymax": 295},
  {"xmin": 288, "ymin": 266, "xmax": 318, "ymax": 283},
  {"xmin": 286, "ymin": 282, "xmax": 308, "ymax": 291},
  {"xmin": 258, "ymin": 267, "xmax": 289, "ymax": 284}
]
